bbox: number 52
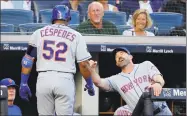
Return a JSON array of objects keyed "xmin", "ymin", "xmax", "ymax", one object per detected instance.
[{"xmin": 42, "ymin": 40, "xmax": 68, "ymax": 61}]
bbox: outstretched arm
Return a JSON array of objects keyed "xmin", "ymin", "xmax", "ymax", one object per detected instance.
[
  {"xmin": 20, "ymin": 45, "xmax": 36, "ymax": 101},
  {"xmin": 89, "ymin": 60, "xmax": 112, "ymax": 91}
]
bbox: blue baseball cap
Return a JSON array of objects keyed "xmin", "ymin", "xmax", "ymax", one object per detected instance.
[
  {"xmin": 112, "ymin": 47, "xmax": 131, "ymax": 58},
  {"xmin": 0, "ymin": 78, "xmax": 18, "ymax": 88}
]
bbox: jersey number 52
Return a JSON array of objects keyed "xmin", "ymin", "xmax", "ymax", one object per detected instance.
[{"xmin": 42, "ymin": 40, "xmax": 68, "ymax": 61}]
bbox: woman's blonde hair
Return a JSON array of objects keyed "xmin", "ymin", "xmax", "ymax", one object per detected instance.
[{"xmin": 132, "ymin": 9, "xmax": 153, "ymax": 29}]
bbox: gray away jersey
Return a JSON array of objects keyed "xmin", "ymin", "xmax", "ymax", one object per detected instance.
[
  {"xmin": 105, "ymin": 61, "xmax": 162, "ymax": 111},
  {"xmin": 29, "ymin": 24, "xmax": 91, "ymax": 73}
]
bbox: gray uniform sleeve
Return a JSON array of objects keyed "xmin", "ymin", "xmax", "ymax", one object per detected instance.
[
  {"xmin": 104, "ymin": 75, "xmax": 118, "ymax": 92},
  {"xmin": 76, "ymin": 34, "xmax": 91, "ymax": 63},
  {"xmin": 28, "ymin": 31, "xmax": 38, "ymax": 47},
  {"xmin": 146, "ymin": 61, "xmax": 162, "ymax": 80}
]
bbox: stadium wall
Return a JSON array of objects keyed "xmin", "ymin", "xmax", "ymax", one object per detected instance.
[{"xmin": 0, "ymin": 35, "xmax": 186, "ymax": 115}]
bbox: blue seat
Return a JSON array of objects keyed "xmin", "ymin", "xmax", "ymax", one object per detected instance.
[
  {"xmin": 1, "ymin": 9, "xmax": 34, "ymax": 31},
  {"xmin": 1, "ymin": 23, "xmax": 14, "ymax": 32},
  {"xmin": 80, "ymin": 1, "xmax": 93, "ymax": 13},
  {"xmin": 150, "ymin": 12, "xmax": 183, "ymax": 35},
  {"xmin": 146, "ymin": 26, "xmax": 159, "ymax": 36},
  {"xmin": 19, "ymin": 23, "xmax": 48, "ymax": 35},
  {"xmin": 32, "ymin": 0, "xmax": 61, "ymax": 22},
  {"xmin": 103, "ymin": 11, "xmax": 127, "ymax": 26},
  {"xmin": 33, "ymin": 0, "xmax": 61, "ymax": 10},
  {"xmin": 68, "ymin": 24, "xmax": 79, "ymax": 30},
  {"xmin": 108, "ymin": 0, "xmax": 116, "ymax": 5},
  {"xmin": 39, "ymin": 9, "xmax": 80, "ymax": 25},
  {"xmin": 1, "ymin": 9, "xmax": 34, "ymax": 25},
  {"xmin": 117, "ymin": 25, "xmax": 132, "ymax": 35}
]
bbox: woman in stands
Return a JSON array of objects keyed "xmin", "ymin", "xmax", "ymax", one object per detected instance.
[
  {"xmin": 97, "ymin": 0, "xmax": 118, "ymax": 12},
  {"xmin": 60, "ymin": 0, "xmax": 85, "ymax": 22},
  {"xmin": 123, "ymin": 9, "xmax": 154, "ymax": 36}
]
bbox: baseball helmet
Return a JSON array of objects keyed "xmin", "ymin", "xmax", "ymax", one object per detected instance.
[
  {"xmin": 0, "ymin": 78, "xmax": 18, "ymax": 88},
  {"xmin": 112, "ymin": 47, "xmax": 131, "ymax": 58},
  {"xmin": 51, "ymin": 5, "xmax": 71, "ymax": 24}
]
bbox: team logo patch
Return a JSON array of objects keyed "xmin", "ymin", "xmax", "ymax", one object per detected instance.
[
  {"xmin": 57, "ymin": 10, "xmax": 62, "ymax": 19},
  {"xmin": 3, "ymin": 44, "xmax": 9, "ymax": 50},
  {"xmin": 146, "ymin": 46, "xmax": 152, "ymax": 53},
  {"xmin": 8, "ymin": 79, "xmax": 13, "ymax": 84},
  {"xmin": 163, "ymin": 88, "xmax": 172, "ymax": 97},
  {"xmin": 101, "ymin": 45, "xmax": 106, "ymax": 51}
]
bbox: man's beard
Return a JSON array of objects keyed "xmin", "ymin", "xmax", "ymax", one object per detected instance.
[{"xmin": 118, "ymin": 58, "xmax": 130, "ymax": 68}]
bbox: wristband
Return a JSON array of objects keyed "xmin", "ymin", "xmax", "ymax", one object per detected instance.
[
  {"xmin": 155, "ymin": 82, "xmax": 162, "ymax": 86},
  {"xmin": 21, "ymin": 73, "xmax": 29, "ymax": 84},
  {"xmin": 85, "ymin": 77, "xmax": 93, "ymax": 86}
]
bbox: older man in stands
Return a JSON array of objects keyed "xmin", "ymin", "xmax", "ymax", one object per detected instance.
[{"xmin": 76, "ymin": 1, "xmax": 119, "ymax": 35}]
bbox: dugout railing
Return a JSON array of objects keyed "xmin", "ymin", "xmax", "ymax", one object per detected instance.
[{"xmin": 132, "ymin": 88, "xmax": 186, "ymax": 116}]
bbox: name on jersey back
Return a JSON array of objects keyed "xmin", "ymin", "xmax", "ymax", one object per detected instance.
[{"xmin": 40, "ymin": 27, "xmax": 76, "ymax": 42}]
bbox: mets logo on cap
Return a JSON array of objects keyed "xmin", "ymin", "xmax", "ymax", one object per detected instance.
[
  {"xmin": 0, "ymin": 78, "xmax": 18, "ymax": 87},
  {"xmin": 8, "ymin": 78, "xmax": 13, "ymax": 84}
]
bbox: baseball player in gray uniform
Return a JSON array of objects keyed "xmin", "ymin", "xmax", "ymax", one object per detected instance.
[
  {"xmin": 19, "ymin": 5, "xmax": 95, "ymax": 115},
  {"xmin": 89, "ymin": 47, "xmax": 172, "ymax": 115}
]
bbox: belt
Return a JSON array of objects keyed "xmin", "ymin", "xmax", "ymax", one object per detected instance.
[
  {"xmin": 38, "ymin": 70, "xmax": 72, "ymax": 74},
  {"xmin": 153, "ymin": 104, "xmax": 166, "ymax": 115}
]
